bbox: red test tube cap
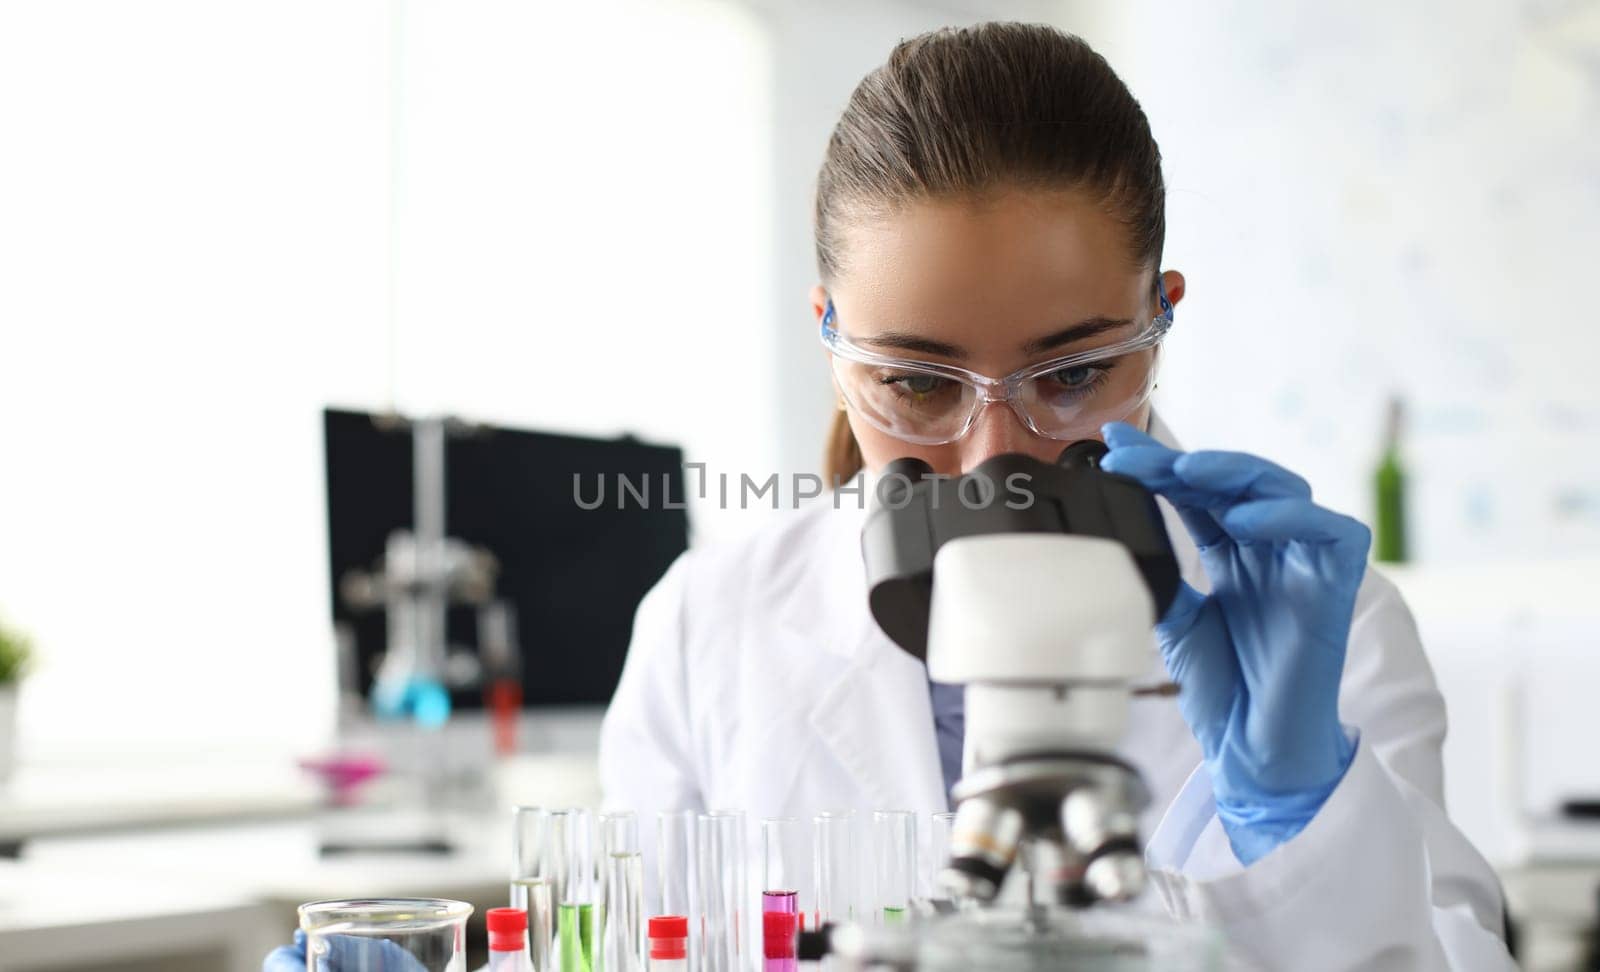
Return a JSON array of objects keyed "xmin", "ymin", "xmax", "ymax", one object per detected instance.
[
  {"xmin": 487, "ymin": 907, "xmax": 528, "ymax": 952},
  {"xmin": 649, "ymin": 915, "xmax": 689, "ymax": 960}
]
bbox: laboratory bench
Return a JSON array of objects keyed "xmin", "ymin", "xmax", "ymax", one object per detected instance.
[
  {"xmin": 0, "ymin": 811, "xmax": 515, "ymax": 972},
  {"xmin": 0, "ymin": 757, "xmax": 323, "ymax": 851},
  {"xmin": 0, "ymin": 739, "xmax": 603, "ymax": 972}
]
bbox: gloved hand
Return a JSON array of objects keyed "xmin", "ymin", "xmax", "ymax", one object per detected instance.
[
  {"xmin": 1100, "ymin": 422, "xmax": 1369, "ymax": 865},
  {"xmin": 263, "ymin": 928, "xmax": 430, "ymax": 972}
]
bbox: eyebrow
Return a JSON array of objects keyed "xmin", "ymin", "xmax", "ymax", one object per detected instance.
[
  {"xmin": 856, "ymin": 332, "xmax": 967, "ymax": 357},
  {"xmin": 856, "ymin": 317, "xmax": 1134, "ymax": 360},
  {"xmin": 1019, "ymin": 317, "xmax": 1134, "ymax": 357}
]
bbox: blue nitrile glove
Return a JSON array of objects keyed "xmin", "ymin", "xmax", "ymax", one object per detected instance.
[
  {"xmin": 261, "ymin": 929, "xmax": 304, "ymax": 972},
  {"xmin": 1099, "ymin": 422, "xmax": 1369, "ymax": 865},
  {"xmin": 264, "ymin": 928, "xmax": 430, "ymax": 972}
]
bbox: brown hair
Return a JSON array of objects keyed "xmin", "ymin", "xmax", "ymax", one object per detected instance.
[{"xmin": 816, "ymin": 23, "xmax": 1166, "ymax": 481}]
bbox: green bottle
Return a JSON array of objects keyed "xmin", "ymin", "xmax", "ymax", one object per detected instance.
[{"xmin": 1373, "ymin": 397, "xmax": 1408, "ymax": 563}]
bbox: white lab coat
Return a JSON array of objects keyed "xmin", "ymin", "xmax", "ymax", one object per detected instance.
[{"xmin": 598, "ymin": 416, "xmax": 1514, "ymax": 970}]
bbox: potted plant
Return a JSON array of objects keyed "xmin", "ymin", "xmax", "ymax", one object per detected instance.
[{"xmin": 0, "ymin": 617, "xmax": 31, "ymax": 784}]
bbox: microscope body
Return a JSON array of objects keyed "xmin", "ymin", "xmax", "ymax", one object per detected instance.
[
  {"xmin": 932, "ymin": 533, "xmax": 1158, "ymax": 907},
  {"xmin": 861, "ymin": 444, "xmax": 1179, "ymax": 911}
]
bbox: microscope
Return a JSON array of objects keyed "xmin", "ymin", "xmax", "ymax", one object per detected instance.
[
  {"xmin": 337, "ymin": 416, "xmax": 516, "ymax": 731},
  {"xmin": 824, "ymin": 443, "xmax": 1225, "ymax": 969},
  {"xmin": 328, "ymin": 415, "xmax": 523, "ymax": 846}
]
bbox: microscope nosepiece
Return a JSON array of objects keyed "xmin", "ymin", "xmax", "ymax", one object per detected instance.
[
  {"xmin": 939, "ymin": 797, "xmax": 1026, "ymax": 903},
  {"xmin": 1084, "ymin": 849, "xmax": 1147, "ymax": 903}
]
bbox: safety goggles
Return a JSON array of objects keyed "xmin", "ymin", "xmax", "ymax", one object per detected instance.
[{"xmin": 820, "ymin": 285, "xmax": 1174, "ymax": 446}]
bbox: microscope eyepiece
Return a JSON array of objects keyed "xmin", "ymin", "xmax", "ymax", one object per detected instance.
[
  {"xmin": 880, "ymin": 457, "xmax": 935, "ymax": 503},
  {"xmin": 1056, "ymin": 439, "xmax": 1109, "ymax": 469}
]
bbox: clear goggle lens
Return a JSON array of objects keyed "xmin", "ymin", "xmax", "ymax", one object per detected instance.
[{"xmin": 830, "ymin": 342, "xmax": 1161, "ymax": 447}]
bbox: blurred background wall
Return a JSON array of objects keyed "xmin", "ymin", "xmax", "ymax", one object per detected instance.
[
  {"xmin": 0, "ymin": 0, "xmax": 1594, "ymax": 789},
  {"xmin": 1106, "ymin": 0, "xmax": 1600, "ymax": 564}
]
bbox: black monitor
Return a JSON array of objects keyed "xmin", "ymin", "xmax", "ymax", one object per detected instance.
[{"xmin": 323, "ymin": 408, "xmax": 690, "ymax": 709}]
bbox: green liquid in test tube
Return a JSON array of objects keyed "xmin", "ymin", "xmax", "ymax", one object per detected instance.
[
  {"xmin": 873, "ymin": 810, "xmax": 917, "ymax": 925},
  {"xmin": 559, "ymin": 902, "xmax": 597, "ymax": 972},
  {"xmin": 560, "ymin": 809, "xmax": 598, "ymax": 972}
]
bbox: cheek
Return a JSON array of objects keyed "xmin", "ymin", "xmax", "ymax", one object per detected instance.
[{"xmin": 1124, "ymin": 402, "xmax": 1154, "ymax": 435}]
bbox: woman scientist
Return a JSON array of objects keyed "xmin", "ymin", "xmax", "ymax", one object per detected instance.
[{"xmin": 599, "ymin": 22, "xmax": 1513, "ymax": 970}]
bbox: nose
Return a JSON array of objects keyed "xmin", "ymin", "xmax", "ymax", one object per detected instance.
[{"xmin": 958, "ymin": 400, "xmax": 1035, "ymax": 472}]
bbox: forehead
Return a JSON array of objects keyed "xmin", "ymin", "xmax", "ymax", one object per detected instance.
[{"xmin": 832, "ymin": 188, "xmax": 1148, "ymax": 334}]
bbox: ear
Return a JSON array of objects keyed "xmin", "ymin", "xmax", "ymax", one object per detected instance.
[
  {"xmin": 813, "ymin": 285, "xmax": 836, "ymax": 381},
  {"xmin": 1160, "ymin": 269, "xmax": 1187, "ymax": 308},
  {"xmin": 809, "ymin": 283, "xmax": 829, "ymax": 322}
]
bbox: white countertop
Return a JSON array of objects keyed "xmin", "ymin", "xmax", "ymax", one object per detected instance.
[
  {"xmin": 0, "ymin": 746, "xmax": 603, "ymax": 971},
  {"xmin": 0, "ymin": 758, "xmax": 323, "ymax": 843}
]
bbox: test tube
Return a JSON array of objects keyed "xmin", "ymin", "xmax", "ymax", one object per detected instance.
[
  {"xmin": 696, "ymin": 810, "xmax": 745, "ymax": 972},
  {"xmin": 873, "ymin": 810, "xmax": 917, "ymax": 924},
  {"xmin": 559, "ymin": 809, "xmax": 597, "ymax": 972},
  {"xmin": 598, "ymin": 810, "xmax": 641, "ymax": 947},
  {"xmin": 545, "ymin": 810, "xmax": 579, "ymax": 911},
  {"xmin": 603, "ymin": 850, "xmax": 646, "ymax": 972},
  {"xmin": 762, "ymin": 816, "xmax": 807, "ymax": 904},
  {"xmin": 511, "ymin": 806, "xmax": 556, "ymax": 971},
  {"xmin": 812, "ymin": 811, "xmax": 855, "ymax": 929},
  {"xmin": 655, "ymin": 809, "xmax": 696, "ymax": 971},
  {"xmin": 761, "ymin": 817, "xmax": 803, "ymax": 972},
  {"xmin": 599, "ymin": 810, "xmax": 641, "ymax": 857},
  {"xmin": 655, "ymin": 810, "xmax": 695, "ymax": 919},
  {"xmin": 924, "ymin": 811, "xmax": 956, "ymax": 903}
]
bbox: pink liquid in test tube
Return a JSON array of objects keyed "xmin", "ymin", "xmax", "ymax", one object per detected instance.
[{"xmin": 762, "ymin": 891, "xmax": 798, "ymax": 972}]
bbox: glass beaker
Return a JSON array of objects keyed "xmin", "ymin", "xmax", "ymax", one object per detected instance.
[{"xmin": 299, "ymin": 898, "xmax": 474, "ymax": 972}]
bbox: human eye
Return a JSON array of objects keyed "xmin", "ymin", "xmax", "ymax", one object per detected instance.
[
  {"xmin": 1036, "ymin": 361, "xmax": 1114, "ymax": 401},
  {"xmin": 875, "ymin": 370, "xmax": 959, "ymax": 402},
  {"xmin": 1049, "ymin": 364, "xmax": 1101, "ymax": 388}
]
